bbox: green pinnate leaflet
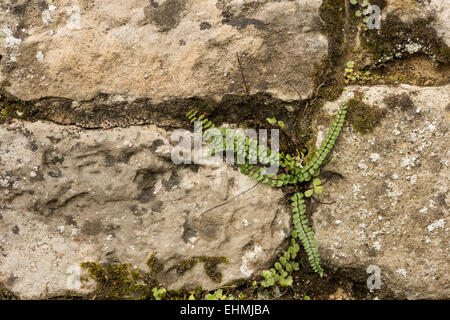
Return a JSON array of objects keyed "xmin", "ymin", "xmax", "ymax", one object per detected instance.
[{"xmin": 185, "ymin": 103, "xmax": 348, "ymax": 281}]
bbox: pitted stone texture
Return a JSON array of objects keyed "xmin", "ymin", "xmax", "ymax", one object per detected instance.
[
  {"xmin": 0, "ymin": 120, "xmax": 290, "ymax": 298},
  {"xmin": 385, "ymin": 0, "xmax": 450, "ymax": 46},
  {"xmin": 428, "ymin": 0, "xmax": 450, "ymax": 45},
  {"xmin": 0, "ymin": 0, "xmax": 327, "ymax": 104},
  {"xmin": 313, "ymin": 85, "xmax": 449, "ymax": 299}
]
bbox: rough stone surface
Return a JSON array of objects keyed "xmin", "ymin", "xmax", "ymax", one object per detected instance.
[
  {"xmin": 385, "ymin": 0, "xmax": 450, "ymax": 46},
  {"xmin": 0, "ymin": 121, "xmax": 290, "ymax": 298},
  {"xmin": 0, "ymin": 0, "xmax": 449, "ymax": 301},
  {"xmin": 429, "ymin": 0, "xmax": 450, "ymax": 45},
  {"xmin": 313, "ymin": 84, "xmax": 449, "ymax": 299},
  {"xmin": 0, "ymin": 0, "xmax": 327, "ymax": 103}
]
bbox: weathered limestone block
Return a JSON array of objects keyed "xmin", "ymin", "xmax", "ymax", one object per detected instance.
[
  {"xmin": 0, "ymin": 0, "xmax": 327, "ymax": 107},
  {"xmin": 384, "ymin": 0, "xmax": 450, "ymax": 46},
  {"xmin": 313, "ymin": 84, "xmax": 449, "ymax": 299},
  {"xmin": 0, "ymin": 121, "xmax": 290, "ymax": 298}
]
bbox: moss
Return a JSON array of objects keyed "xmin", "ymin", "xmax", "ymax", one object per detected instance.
[
  {"xmin": 146, "ymin": 252, "xmax": 164, "ymax": 279},
  {"xmin": 362, "ymin": 14, "xmax": 450, "ymax": 67},
  {"xmin": 0, "ymin": 287, "xmax": 19, "ymax": 300},
  {"xmin": 0, "ymin": 82, "xmax": 33, "ymax": 124},
  {"xmin": 80, "ymin": 261, "xmax": 150, "ymax": 299},
  {"xmin": 80, "ymin": 252, "xmax": 163, "ymax": 300},
  {"xmin": 1, "ymin": 80, "xmax": 11, "ymax": 88},
  {"xmin": 438, "ymin": 46, "xmax": 450, "ymax": 65},
  {"xmin": 81, "ymin": 254, "xmax": 229, "ymax": 299},
  {"xmin": 203, "ymin": 256, "xmax": 229, "ymax": 283},
  {"xmin": 383, "ymin": 93, "xmax": 415, "ymax": 112},
  {"xmin": 318, "ymin": 1, "xmax": 449, "ymax": 88},
  {"xmin": 314, "ymin": 0, "xmax": 346, "ymax": 102},
  {"xmin": 47, "ymin": 293, "xmax": 85, "ymax": 300},
  {"xmin": 368, "ymin": 0, "xmax": 387, "ymax": 10},
  {"xmin": 291, "ymin": 0, "xmax": 348, "ymax": 157},
  {"xmin": 177, "ymin": 258, "xmax": 199, "ymax": 273},
  {"xmin": 176, "ymin": 256, "xmax": 229, "ymax": 283},
  {"xmin": 347, "ymin": 97, "xmax": 387, "ymax": 134},
  {"xmin": 0, "ymin": 95, "xmax": 30, "ymax": 121},
  {"xmin": 319, "ymin": 0, "xmax": 345, "ymax": 61},
  {"xmin": 302, "ymin": 136, "xmax": 318, "ymax": 168}
]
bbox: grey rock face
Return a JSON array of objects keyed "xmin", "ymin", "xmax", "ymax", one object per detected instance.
[
  {"xmin": 384, "ymin": 0, "xmax": 450, "ymax": 46},
  {"xmin": 0, "ymin": 0, "xmax": 327, "ymax": 105},
  {"xmin": 0, "ymin": 121, "xmax": 290, "ymax": 298},
  {"xmin": 0, "ymin": 0, "xmax": 449, "ymax": 300},
  {"xmin": 313, "ymin": 85, "xmax": 449, "ymax": 299}
]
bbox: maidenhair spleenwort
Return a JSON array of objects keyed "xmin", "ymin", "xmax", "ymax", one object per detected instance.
[{"xmin": 186, "ymin": 103, "xmax": 348, "ymax": 283}]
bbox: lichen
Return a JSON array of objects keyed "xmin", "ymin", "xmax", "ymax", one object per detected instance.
[
  {"xmin": 317, "ymin": 1, "xmax": 449, "ymax": 89},
  {"xmin": 362, "ymin": 14, "xmax": 450, "ymax": 67}
]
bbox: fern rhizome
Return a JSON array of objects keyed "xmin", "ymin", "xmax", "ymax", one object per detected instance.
[{"xmin": 185, "ymin": 103, "xmax": 348, "ymax": 285}]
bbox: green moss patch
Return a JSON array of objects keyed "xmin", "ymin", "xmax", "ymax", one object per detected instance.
[
  {"xmin": 383, "ymin": 93, "xmax": 415, "ymax": 112},
  {"xmin": 0, "ymin": 287, "xmax": 19, "ymax": 300},
  {"xmin": 0, "ymin": 82, "xmax": 30, "ymax": 122},
  {"xmin": 347, "ymin": 97, "xmax": 387, "ymax": 134},
  {"xmin": 176, "ymin": 256, "xmax": 229, "ymax": 283},
  {"xmin": 0, "ymin": 95, "xmax": 30, "ymax": 122},
  {"xmin": 320, "ymin": 0, "xmax": 345, "ymax": 61},
  {"xmin": 80, "ymin": 254, "xmax": 229, "ymax": 299},
  {"xmin": 80, "ymin": 253, "xmax": 163, "ymax": 299}
]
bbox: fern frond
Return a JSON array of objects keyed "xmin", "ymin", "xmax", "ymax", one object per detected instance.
[
  {"xmin": 301, "ymin": 103, "xmax": 347, "ymax": 175},
  {"xmin": 186, "ymin": 109, "xmax": 216, "ymax": 138},
  {"xmin": 185, "ymin": 106, "xmax": 348, "ymax": 279},
  {"xmin": 223, "ymin": 129, "xmax": 281, "ymax": 168},
  {"xmin": 291, "ymin": 192, "xmax": 323, "ymax": 276},
  {"xmin": 237, "ymin": 163, "xmax": 294, "ymax": 187},
  {"xmin": 187, "ymin": 109, "xmax": 285, "ymax": 181}
]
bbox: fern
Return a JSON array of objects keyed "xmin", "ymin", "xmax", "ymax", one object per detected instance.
[
  {"xmin": 260, "ymin": 237, "xmax": 300, "ymax": 287},
  {"xmin": 291, "ymin": 192, "xmax": 323, "ymax": 276},
  {"xmin": 186, "ymin": 109, "xmax": 286, "ymax": 186},
  {"xmin": 184, "ymin": 102, "xmax": 348, "ymax": 278},
  {"xmin": 301, "ymin": 103, "xmax": 347, "ymax": 175},
  {"xmin": 186, "ymin": 109, "xmax": 216, "ymax": 135}
]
